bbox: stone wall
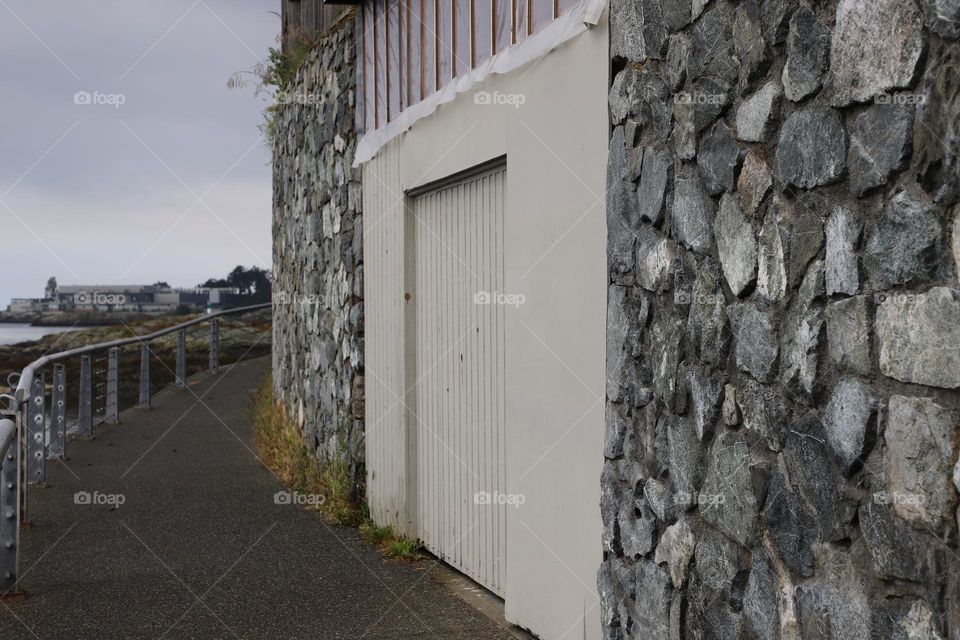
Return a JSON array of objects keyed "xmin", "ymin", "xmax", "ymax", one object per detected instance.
[
  {"xmin": 601, "ymin": 0, "xmax": 960, "ymax": 638},
  {"xmin": 272, "ymin": 12, "xmax": 365, "ymax": 492}
]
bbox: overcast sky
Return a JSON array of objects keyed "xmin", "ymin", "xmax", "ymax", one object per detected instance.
[{"xmin": 0, "ymin": 0, "xmax": 278, "ymax": 306}]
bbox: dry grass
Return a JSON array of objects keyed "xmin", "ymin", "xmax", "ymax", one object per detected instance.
[
  {"xmin": 252, "ymin": 374, "xmax": 420, "ymax": 559},
  {"xmin": 251, "ymin": 375, "xmax": 365, "ymax": 525}
]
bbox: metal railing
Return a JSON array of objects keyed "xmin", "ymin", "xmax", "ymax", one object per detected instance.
[{"xmin": 0, "ymin": 303, "xmax": 271, "ymax": 597}]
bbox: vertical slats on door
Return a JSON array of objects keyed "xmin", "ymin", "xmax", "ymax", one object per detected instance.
[{"xmin": 413, "ymin": 165, "xmax": 506, "ymax": 595}]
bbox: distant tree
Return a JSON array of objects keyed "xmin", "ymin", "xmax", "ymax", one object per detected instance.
[
  {"xmin": 152, "ymin": 281, "xmax": 171, "ymax": 289},
  {"xmin": 199, "ymin": 266, "xmax": 271, "ymax": 296},
  {"xmin": 45, "ymin": 277, "xmax": 58, "ymax": 299}
]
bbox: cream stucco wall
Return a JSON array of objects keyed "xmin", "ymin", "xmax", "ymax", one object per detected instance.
[{"xmin": 363, "ymin": 12, "xmax": 608, "ymax": 640}]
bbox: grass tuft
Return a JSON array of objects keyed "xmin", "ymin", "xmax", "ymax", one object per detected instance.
[
  {"xmin": 252, "ymin": 375, "xmax": 365, "ymax": 525},
  {"xmin": 252, "ymin": 373, "xmax": 418, "ymax": 560}
]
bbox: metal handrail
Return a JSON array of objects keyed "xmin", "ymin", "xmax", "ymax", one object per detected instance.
[
  {"xmin": 11, "ymin": 303, "xmax": 270, "ymax": 408},
  {"xmin": 1, "ymin": 302, "xmax": 271, "ymax": 597}
]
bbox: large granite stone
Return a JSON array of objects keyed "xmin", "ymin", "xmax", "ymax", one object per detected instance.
[
  {"xmin": 607, "ymin": 285, "xmax": 630, "ymax": 403},
  {"xmin": 666, "ymin": 33, "xmax": 691, "ymax": 91},
  {"xmin": 826, "ymin": 295, "xmax": 872, "ymax": 376},
  {"xmin": 619, "ymin": 496, "xmax": 658, "ymax": 557},
  {"xmin": 871, "ymin": 598, "xmax": 945, "ymax": 640},
  {"xmin": 775, "ymin": 107, "xmax": 847, "ymax": 189},
  {"xmin": 690, "ymin": 2, "xmax": 738, "ymax": 83},
  {"xmin": 743, "ymin": 546, "xmax": 779, "ymax": 640},
  {"xmin": 697, "ymin": 121, "xmax": 741, "ymax": 195},
  {"xmin": 685, "ymin": 574, "xmax": 748, "ymax": 639},
  {"xmin": 794, "ymin": 546, "xmax": 873, "ymax": 640},
  {"xmin": 688, "ymin": 367, "xmax": 725, "ymax": 441},
  {"xmin": 780, "ymin": 261, "xmax": 824, "ymax": 400},
  {"xmin": 635, "ymin": 225, "xmax": 678, "ymax": 292},
  {"xmin": 763, "ymin": 471, "xmax": 816, "ymax": 576},
  {"xmin": 736, "ymin": 80, "xmax": 782, "ymax": 143},
  {"xmin": 652, "ymin": 311, "xmax": 683, "ymax": 412},
  {"xmin": 611, "ymin": 0, "xmax": 668, "ymax": 62},
  {"xmin": 848, "ymin": 103, "xmax": 915, "ymax": 197},
  {"xmin": 736, "ymin": 149, "xmax": 772, "ymax": 217},
  {"xmin": 700, "ymin": 431, "xmax": 761, "ymax": 547},
  {"xmin": 886, "ymin": 394, "xmax": 957, "ymax": 533},
  {"xmin": 914, "ymin": 43, "xmax": 960, "ymax": 206},
  {"xmin": 876, "ymin": 286, "xmax": 960, "ymax": 388},
  {"xmin": 728, "ymin": 304, "xmax": 778, "ymax": 383},
  {"xmin": 823, "ymin": 378, "xmax": 874, "ymax": 475},
  {"xmin": 922, "ymin": 0, "xmax": 960, "ymax": 39},
  {"xmin": 667, "ymin": 414, "xmax": 705, "ymax": 499},
  {"xmin": 714, "ymin": 195, "xmax": 757, "ymax": 297},
  {"xmin": 733, "ymin": 0, "xmax": 770, "ymax": 90},
  {"xmin": 644, "ymin": 477, "xmax": 676, "ymax": 522},
  {"xmin": 738, "ymin": 378, "xmax": 790, "ymax": 451},
  {"xmin": 631, "ymin": 560, "xmax": 672, "ymax": 637},
  {"xmin": 783, "ymin": 415, "xmax": 850, "ymax": 542},
  {"xmin": 782, "ymin": 6, "xmax": 829, "ymax": 101},
  {"xmin": 859, "ymin": 501, "xmax": 926, "ymax": 582},
  {"xmin": 663, "ymin": 0, "xmax": 693, "ymax": 31},
  {"xmin": 608, "ymin": 127, "xmax": 637, "ymax": 284},
  {"xmin": 786, "ymin": 199, "xmax": 824, "ymax": 289},
  {"xmin": 826, "ymin": 0, "xmax": 926, "ymax": 106},
  {"xmin": 690, "ymin": 75, "xmax": 732, "ymax": 132},
  {"xmin": 825, "ymin": 206, "xmax": 860, "ymax": 296},
  {"xmin": 863, "ymin": 190, "xmax": 940, "ymax": 291},
  {"xmin": 954, "ymin": 211, "xmax": 960, "ymax": 276},
  {"xmin": 762, "ymin": 0, "xmax": 800, "ymax": 45},
  {"xmin": 693, "ymin": 525, "xmax": 743, "ymax": 593},
  {"xmin": 672, "ymin": 170, "xmax": 715, "ymax": 253},
  {"xmin": 637, "ymin": 145, "xmax": 673, "ymax": 224},
  {"xmin": 687, "ymin": 261, "xmax": 731, "ymax": 368},
  {"xmin": 655, "ymin": 518, "xmax": 696, "ymax": 588},
  {"xmin": 757, "ymin": 209, "xmax": 786, "ymax": 303}
]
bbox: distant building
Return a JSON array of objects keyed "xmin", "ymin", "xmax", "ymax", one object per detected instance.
[{"xmin": 6, "ymin": 282, "xmax": 257, "ymax": 315}]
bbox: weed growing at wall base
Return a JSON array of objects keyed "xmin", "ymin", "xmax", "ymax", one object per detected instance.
[{"xmin": 252, "ymin": 374, "xmax": 364, "ymax": 525}]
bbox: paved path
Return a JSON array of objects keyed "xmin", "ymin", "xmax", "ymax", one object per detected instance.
[{"xmin": 0, "ymin": 357, "xmax": 516, "ymax": 640}]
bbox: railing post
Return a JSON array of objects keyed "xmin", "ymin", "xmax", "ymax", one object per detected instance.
[
  {"xmin": 0, "ymin": 413, "xmax": 20, "ymax": 596},
  {"xmin": 209, "ymin": 318, "xmax": 219, "ymax": 372},
  {"xmin": 138, "ymin": 344, "xmax": 151, "ymax": 409},
  {"xmin": 176, "ymin": 330, "xmax": 186, "ymax": 388},
  {"xmin": 105, "ymin": 347, "xmax": 119, "ymax": 425},
  {"xmin": 49, "ymin": 365, "xmax": 66, "ymax": 459},
  {"xmin": 77, "ymin": 356, "xmax": 92, "ymax": 439},
  {"xmin": 26, "ymin": 374, "xmax": 45, "ymax": 485}
]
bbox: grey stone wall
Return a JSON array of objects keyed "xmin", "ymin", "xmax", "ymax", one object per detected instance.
[
  {"xmin": 601, "ymin": 0, "xmax": 960, "ymax": 638},
  {"xmin": 272, "ymin": 13, "xmax": 364, "ymax": 490}
]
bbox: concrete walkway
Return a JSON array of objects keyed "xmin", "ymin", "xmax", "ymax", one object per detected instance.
[{"xmin": 0, "ymin": 357, "xmax": 517, "ymax": 640}]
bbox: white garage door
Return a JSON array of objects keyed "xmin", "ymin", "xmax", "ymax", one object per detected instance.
[{"xmin": 413, "ymin": 164, "xmax": 507, "ymax": 595}]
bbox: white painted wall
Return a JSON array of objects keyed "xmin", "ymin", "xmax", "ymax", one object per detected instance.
[{"xmin": 363, "ymin": 12, "xmax": 608, "ymax": 640}]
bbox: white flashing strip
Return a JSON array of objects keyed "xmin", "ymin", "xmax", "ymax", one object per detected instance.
[{"xmin": 353, "ymin": 0, "xmax": 608, "ymax": 166}]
